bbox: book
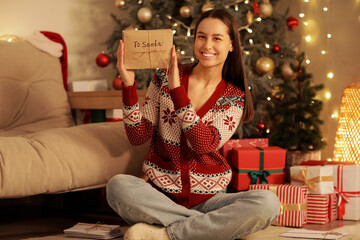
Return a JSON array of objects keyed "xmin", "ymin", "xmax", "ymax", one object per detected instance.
[{"xmin": 64, "ymin": 222, "xmax": 123, "ymax": 239}]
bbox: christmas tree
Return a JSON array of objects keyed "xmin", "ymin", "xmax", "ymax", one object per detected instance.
[
  {"xmin": 270, "ymin": 53, "xmax": 326, "ymax": 152},
  {"xmin": 103, "ymin": 0, "xmax": 325, "ymax": 152}
]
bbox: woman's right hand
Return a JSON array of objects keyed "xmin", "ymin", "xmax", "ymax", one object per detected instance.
[{"xmin": 117, "ymin": 40, "xmax": 135, "ymax": 87}]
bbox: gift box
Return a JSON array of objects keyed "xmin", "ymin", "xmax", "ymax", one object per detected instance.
[
  {"xmin": 290, "ymin": 166, "xmax": 334, "ymax": 194},
  {"xmin": 230, "ymin": 147, "xmax": 285, "ymax": 191},
  {"xmin": 220, "ymin": 138, "xmax": 269, "ymax": 165},
  {"xmin": 249, "ymin": 184, "xmax": 308, "ymax": 227},
  {"xmin": 307, "ymin": 193, "xmax": 337, "ymax": 224},
  {"xmin": 285, "ymin": 150, "xmax": 322, "ymax": 183},
  {"xmin": 123, "ymin": 29, "xmax": 173, "ymax": 69},
  {"xmin": 106, "ymin": 109, "xmax": 123, "ymax": 122},
  {"xmin": 332, "ymin": 165, "xmax": 360, "ymax": 220}
]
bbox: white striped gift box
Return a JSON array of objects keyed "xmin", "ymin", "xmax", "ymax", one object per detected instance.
[
  {"xmin": 249, "ymin": 184, "xmax": 307, "ymax": 227},
  {"xmin": 307, "ymin": 193, "xmax": 337, "ymax": 224}
]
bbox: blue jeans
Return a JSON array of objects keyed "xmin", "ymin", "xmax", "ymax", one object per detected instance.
[{"xmin": 106, "ymin": 174, "xmax": 280, "ymax": 240}]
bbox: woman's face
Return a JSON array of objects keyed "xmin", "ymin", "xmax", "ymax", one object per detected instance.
[{"xmin": 194, "ymin": 17, "xmax": 233, "ymax": 70}]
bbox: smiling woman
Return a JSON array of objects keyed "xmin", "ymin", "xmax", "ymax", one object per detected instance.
[{"xmin": 105, "ymin": 8, "xmax": 281, "ymax": 240}]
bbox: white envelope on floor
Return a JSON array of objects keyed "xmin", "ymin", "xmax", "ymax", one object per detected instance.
[{"xmin": 280, "ymin": 229, "xmax": 346, "ymax": 239}]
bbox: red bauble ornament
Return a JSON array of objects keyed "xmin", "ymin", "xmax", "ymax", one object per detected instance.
[
  {"xmin": 96, "ymin": 52, "xmax": 110, "ymax": 67},
  {"xmin": 286, "ymin": 16, "xmax": 298, "ymax": 30},
  {"xmin": 257, "ymin": 120, "xmax": 266, "ymax": 131},
  {"xmin": 112, "ymin": 76, "xmax": 123, "ymax": 90},
  {"xmin": 272, "ymin": 44, "xmax": 281, "ymax": 53}
]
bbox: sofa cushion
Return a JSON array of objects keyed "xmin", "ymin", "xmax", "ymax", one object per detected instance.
[
  {"xmin": 0, "ymin": 122, "xmax": 148, "ymax": 198},
  {"xmin": 0, "ymin": 39, "xmax": 74, "ymax": 136}
]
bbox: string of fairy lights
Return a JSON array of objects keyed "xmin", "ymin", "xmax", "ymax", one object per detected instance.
[{"xmin": 298, "ymin": 0, "xmax": 338, "ymax": 161}]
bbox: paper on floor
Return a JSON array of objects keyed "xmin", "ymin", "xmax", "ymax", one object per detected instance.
[{"xmin": 280, "ymin": 229, "xmax": 346, "ymax": 239}]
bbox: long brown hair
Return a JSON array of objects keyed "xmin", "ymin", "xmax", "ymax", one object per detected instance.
[{"xmin": 194, "ymin": 9, "xmax": 254, "ymax": 122}]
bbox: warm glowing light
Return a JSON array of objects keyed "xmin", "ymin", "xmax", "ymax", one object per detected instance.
[
  {"xmin": 323, "ymin": 7, "xmax": 328, "ymax": 11},
  {"xmin": 327, "ymin": 158, "xmax": 332, "ymax": 162},
  {"xmin": 333, "ymin": 83, "xmax": 360, "ymax": 163},
  {"xmin": 266, "ymin": 129, "xmax": 270, "ymax": 134},
  {"xmin": 245, "ymin": 0, "xmax": 249, "ymax": 4},
  {"xmin": 327, "ymin": 34, "xmax": 332, "ymax": 38},
  {"xmin": 249, "ymin": 39, "xmax": 254, "ymax": 44},
  {"xmin": 181, "ymin": 50, "xmax": 185, "ymax": 55},
  {"xmin": 267, "ymin": 97, "xmax": 271, "ymax": 101},
  {"xmin": 325, "ymin": 92, "xmax": 331, "ymax": 99},
  {"xmin": 299, "ymin": 13, "xmax": 305, "ymax": 18},
  {"xmin": 305, "ymin": 35, "xmax": 311, "ymax": 42},
  {"xmin": 172, "ymin": 30, "xmax": 176, "ymax": 34},
  {"xmin": 304, "ymin": 0, "xmax": 309, "ymax": 2},
  {"xmin": 191, "ymin": 57, "xmax": 195, "ymax": 62},
  {"xmin": 327, "ymin": 72, "xmax": 334, "ymax": 79},
  {"xmin": 256, "ymin": 17, "xmax": 262, "ymax": 22},
  {"xmin": 247, "ymin": 28, "xmax": 253, "ymax": 33},
  {"xmin": 244, "ymin": 51, "xmax": 250, "ymax": 55},
  {"xmin": 304, "ymin": 21, "xmax": 309, "ymax": 26},
  {"xmin": 331, "ymin": 112, "xmax": 338, "ymax": 119},
  {"xmin": 306, "ymin": 59, "xmax": 311, "ymax": 64},
  {"xmin": 321, "ymin": 50, "xmax": 326, "ymax": 54},
  {"xmin": 173, "ymin": 23, "xmax": 178, "ymax": 27},
  {"xmin": 265, "ymin": 44, "xmax": 270, "ymax": 48}
]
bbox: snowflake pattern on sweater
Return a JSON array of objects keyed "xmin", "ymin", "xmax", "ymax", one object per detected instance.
[{"xmin": 122, "ymin": 65, "xmax": 245, "ymax": 208}]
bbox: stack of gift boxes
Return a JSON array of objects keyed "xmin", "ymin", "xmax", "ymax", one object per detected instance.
[{"xmin": 221, "ymin": 139, "xmax": 360, "ymax": 227}]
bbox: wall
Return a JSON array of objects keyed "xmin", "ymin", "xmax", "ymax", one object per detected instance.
[
  {"xmin": 1, "ymin": 0, "xmax": 359, "ymax": 160},
  {"xmin": 0, "ymin": 0, "xmax": 118, "ymax": 86},
  {"xmin": 278, "ymin": 0, "xmax": 360, "ymax": 160}
]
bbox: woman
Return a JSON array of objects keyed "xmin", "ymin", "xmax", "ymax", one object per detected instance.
[{"xmin": 107, "ymin": 9, "xmax": 280, "ymax": 240}]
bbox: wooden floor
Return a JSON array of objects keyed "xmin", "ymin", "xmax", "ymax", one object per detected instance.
[{"xmin": 1, "ymin": 189, "xmax": 360, "ymax": 240}]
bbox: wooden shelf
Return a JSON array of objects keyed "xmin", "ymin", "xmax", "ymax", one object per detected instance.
[{"xmin": 67, "ymin": 90, "xmax": 147, "ymax": 109}]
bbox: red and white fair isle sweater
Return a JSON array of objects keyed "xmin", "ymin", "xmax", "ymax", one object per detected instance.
[{"xmin": 122, "ymin": 65, "xmax": 245, "ymax": 208}]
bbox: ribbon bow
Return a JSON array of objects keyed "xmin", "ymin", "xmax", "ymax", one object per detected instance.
[
  {"xmin": 291, "ymin": 168, "xmax": 318, "ymax": 191},
  {"xmin": 249, "ymin": 170, "xmax": 270, "ymax": 184},
  {"xmin": 334, "ymin": 186, "xmax": 350, "ymax": 220},
  {"xmin": 290, "ymin": 167, "xmax": 333, "ymax": 192}
]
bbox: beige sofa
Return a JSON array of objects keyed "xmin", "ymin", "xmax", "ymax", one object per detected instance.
[{"xmin": 0, "ymin": 34, "xmax": 148, "ymax": 198}]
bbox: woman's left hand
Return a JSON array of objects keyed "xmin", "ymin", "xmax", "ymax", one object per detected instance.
[{"xmin": 168, "ymin": 45, "xmax": 180, "ymax": 90}]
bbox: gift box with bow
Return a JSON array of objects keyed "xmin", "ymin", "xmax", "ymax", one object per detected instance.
[
  {"xmin": 249, "ymin": 184, "xmax": 308, "ymax": 227},
  {"xmin": 220, "ymin": 138, "xmax": 268, "ymax": 164},
  {"xmin": 230, "ymin": 146, "xmax": 285, "ymax": 191},
  {"xmin": 332, "ymin": 165, "xmax": 360, "ymax": 220},
  {"xmin": 290, "ymin": 166, "xmax": 334, "ymax": 195}
]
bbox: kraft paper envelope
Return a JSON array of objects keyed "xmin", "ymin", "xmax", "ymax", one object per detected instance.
[{"xmin": 123, "ymin": 29, "xmax": 173, "ymax": 69}]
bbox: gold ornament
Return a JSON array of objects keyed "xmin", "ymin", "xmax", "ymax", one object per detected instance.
[
  {"xmin": 260, "ymin": 2, "xmax": 273, "ymax": 18},
  {"xmin": 137, "ymin": 7, "xmax": 152, "ymax": 23},
  {"xmin": 202, "ymin": 2, "xmax": 215, "ymax": 13},
  {"xmin": 115, "ymin": 0, "xmax": 126, "ymax": 8},
  {"xmin": 255, "ymin": 57, "xmax": 275, "ymax": 75},
  {"xmin": 281, "ymin": 62, "xmax": 297, "ymax": 80},
  {"xmin": 272, "ymin": 85, "xmax": 284, "ymax": 101},
  {"xmin": 246, "ymin": 11, "xmax": 254, "ymax": 25},
  {"xmin": 180, "ymin": 5, "xmax": 191, "ymax": 18}
]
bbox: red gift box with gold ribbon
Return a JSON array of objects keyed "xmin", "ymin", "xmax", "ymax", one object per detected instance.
[
  {"xmin": 230, "ymin": 147, "xmax": 286, "ymax": 191},
  {"xmin": 249, "ymin": 184, "xmax": 308, "ymax": 227}
]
